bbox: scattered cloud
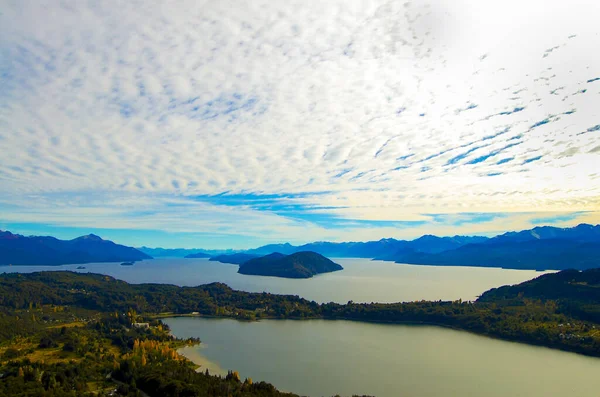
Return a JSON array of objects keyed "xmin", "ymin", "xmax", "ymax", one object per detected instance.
[{"xmin": 0, "ymin": 0, "xmax": 599, "ymax": 247}]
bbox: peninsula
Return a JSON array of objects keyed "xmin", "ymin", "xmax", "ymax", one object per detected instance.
[{"xmin": 209, "ymin": 253, "xmax": 258, "ymax": 264}]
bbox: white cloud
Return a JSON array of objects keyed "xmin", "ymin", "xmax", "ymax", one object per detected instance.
[{"xmin": 0, "ymin": 0, "xmax": 599, "ymax": 245}]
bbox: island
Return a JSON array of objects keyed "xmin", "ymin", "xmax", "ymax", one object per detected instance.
[
  {"xmin": 76, "ymin": 266, "xmax": 86, "ymax": 269},
  {"xmin": 120, "ymin": 261, "xmax": 135, "ymax": 266},
  {"xmin": 238, "ymin": 251, "xmax": 343, "ymax": 278}
]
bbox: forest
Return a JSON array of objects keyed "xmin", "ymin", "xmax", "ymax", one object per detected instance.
[{"xmin": 1, "ymin": 269, "xmax": 600, "ymax": 395}]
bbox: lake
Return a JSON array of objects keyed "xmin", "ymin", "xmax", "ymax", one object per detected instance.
[
  {"xmin": 166, "ymin": 316, "xmax": 600, "ymax": 397},
  {"xmin": 0, "ymin": 258, "xmax": 551, "ymax": 303}
]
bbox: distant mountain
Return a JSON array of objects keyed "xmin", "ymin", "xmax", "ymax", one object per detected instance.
[
  {"xmin": 409, "ymin": 235, "xmax": 490, "ymax": 254},
  {"xmin": 373, "ymin": 235, "xmax": 490, "ymax": 260},
  {"xmin": 245, "ymin": 243, "xmax": 297, "ymax": 256},
  {"xmin": 238, "ymin": 251, "xmax": 343, "ymax": 278},
  {"xmin": 244, "ymin": 235, "xmax": 488, "ymax": 260},
  {"xmin": 184, "ymin": 252, "xmax": 212, "ymax": 258},
  {"xmin": 241, "ymin": 235, "xmax": 489, "ymax": 260},
  {"xmin": 0, "ymin": 231, "xmax": 151, "ymax": 266},
  {"xmin": 391, "ymin": 239, "xmax": 599, "ymax": 270},
  {"xmin": 141, "ymin": 223, "xmax": 599, "ymax": 271},
  {"xmin": 139, "ymin": 233, "xmax": 491, "ymax": 261},
  {"xmin": 228, "ymin": 223, "xmax": 600, "ymax": 271},
  {"xmin": 137, "ymin": 247, "xmax": 234, "ymax": 257},
  {"xmin": 209, "ymin": 253, "xmax": 259, "ymax": 265},
  {"xmin": 298, "ymin": 240, "xmax": 398, "ymax": 258},
  {"xmin": 490, "ymin": 223, "xmax": 600, "ymax": 244},
  {"xmin": 386, "ymin": 224, "xmax": 600, "ymax": 270}
]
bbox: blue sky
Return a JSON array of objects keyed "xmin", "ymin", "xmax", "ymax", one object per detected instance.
[{"xmin": 0, "ymin": 0, "xmax": 599, "ymax": 249}]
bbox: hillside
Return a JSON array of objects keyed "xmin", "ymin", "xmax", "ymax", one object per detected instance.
[
  {"xmin": 0, "ymin": 231, "xmax": 151, "ymax": 266},
  {"xmin": 478, "ymin": 268, "xmax": 600, "ymax": 306},
  {"xmin": 238, "ymin": 251, "xmax": 343, "ymax": 278}
]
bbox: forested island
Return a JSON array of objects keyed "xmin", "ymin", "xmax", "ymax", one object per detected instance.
[
  {"xmin": 1, "ymin": 269, "xmax": 600, "ymax": 395},
  {"xmin": 238, "ymin": 252, "xmax": 343, "ymax": 278},
  {"xmin": 208, "ymin": 251, "xmax": 343, "ymax": 278}
]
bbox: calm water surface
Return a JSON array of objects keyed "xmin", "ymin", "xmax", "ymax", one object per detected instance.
[
  {"xmin": 166, "ymin": 317, "xmax": 600, "ymax": 397},
  {"xmin": 0, "ymin": 258, "xmax": 551, "ymax": 303}
]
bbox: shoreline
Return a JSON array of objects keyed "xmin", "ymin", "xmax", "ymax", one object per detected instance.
[
  {"xmin": 160, "ymin": 313, "xmax": 600, "ymax": 359},
  {"xmin": 177, "ymin": 345, "xmax": 228, "ymax": 376}
]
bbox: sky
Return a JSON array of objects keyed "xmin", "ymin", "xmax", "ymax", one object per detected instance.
[{"xmin": 0, "ymin": 0, "xmax": 599, "ymax": 249}]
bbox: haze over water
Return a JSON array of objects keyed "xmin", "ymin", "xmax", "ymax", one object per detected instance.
[{"xmin": 0, "ymin": 258, "xmax": 551, "ymax": 303}]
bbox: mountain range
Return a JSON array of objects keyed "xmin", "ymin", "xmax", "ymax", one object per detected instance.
[
  {"xmin": 2, "ymin": 223, "xmax": 599, "ymax": 270},
  {"xmin": 0, "ymin": 231, "xmax": 151, "ymax": 266},
  {"xmin": 137, "ymin": 247, "xmax": 232, "ymax": 257},
  {"xmin": 220, "ymin": 224, "xmax": 600, "ymax": 271}
]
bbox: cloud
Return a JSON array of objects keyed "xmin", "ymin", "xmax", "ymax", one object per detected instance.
[
  {"xmin": 1, "ymin": 192, "xmax": 598, "ymax": 248},
  {"xmin": 0, "ymin": 0, "xmax": 599, "ymax": 246}
]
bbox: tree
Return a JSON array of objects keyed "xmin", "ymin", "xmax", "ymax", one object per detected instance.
[{"xmin": 3, "ymin": 348, "xmax": 20, "ymax": 359}]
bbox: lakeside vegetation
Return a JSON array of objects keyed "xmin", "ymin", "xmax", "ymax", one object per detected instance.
[
  {"xmin": 0, "ymin": 272, "xmax": 374, "ymax": 396},
  {"xmin": 1, "ymin": 269, "xmax": 600, "ymax": 395}
]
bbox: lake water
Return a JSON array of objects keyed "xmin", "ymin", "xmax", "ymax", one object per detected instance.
[
  {"xmin": 166, "ymin": 316, "xmax": 600, "ymax": 397},
  {"xmin": 0, "ymin": 258, "xmax": 551, "ymax": 303},
  {"xmin": 5, "ymin": 258, "xmax": 592, "ymax": 396}
]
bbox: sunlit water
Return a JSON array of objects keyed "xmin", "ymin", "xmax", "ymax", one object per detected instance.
[
  {"xmin": 0, "ymin": 258, "xmax": 551, "ymax": 303},
  {"xmin": 166, "ymin": 317, "xmax": 600, "ymax": 397}
]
